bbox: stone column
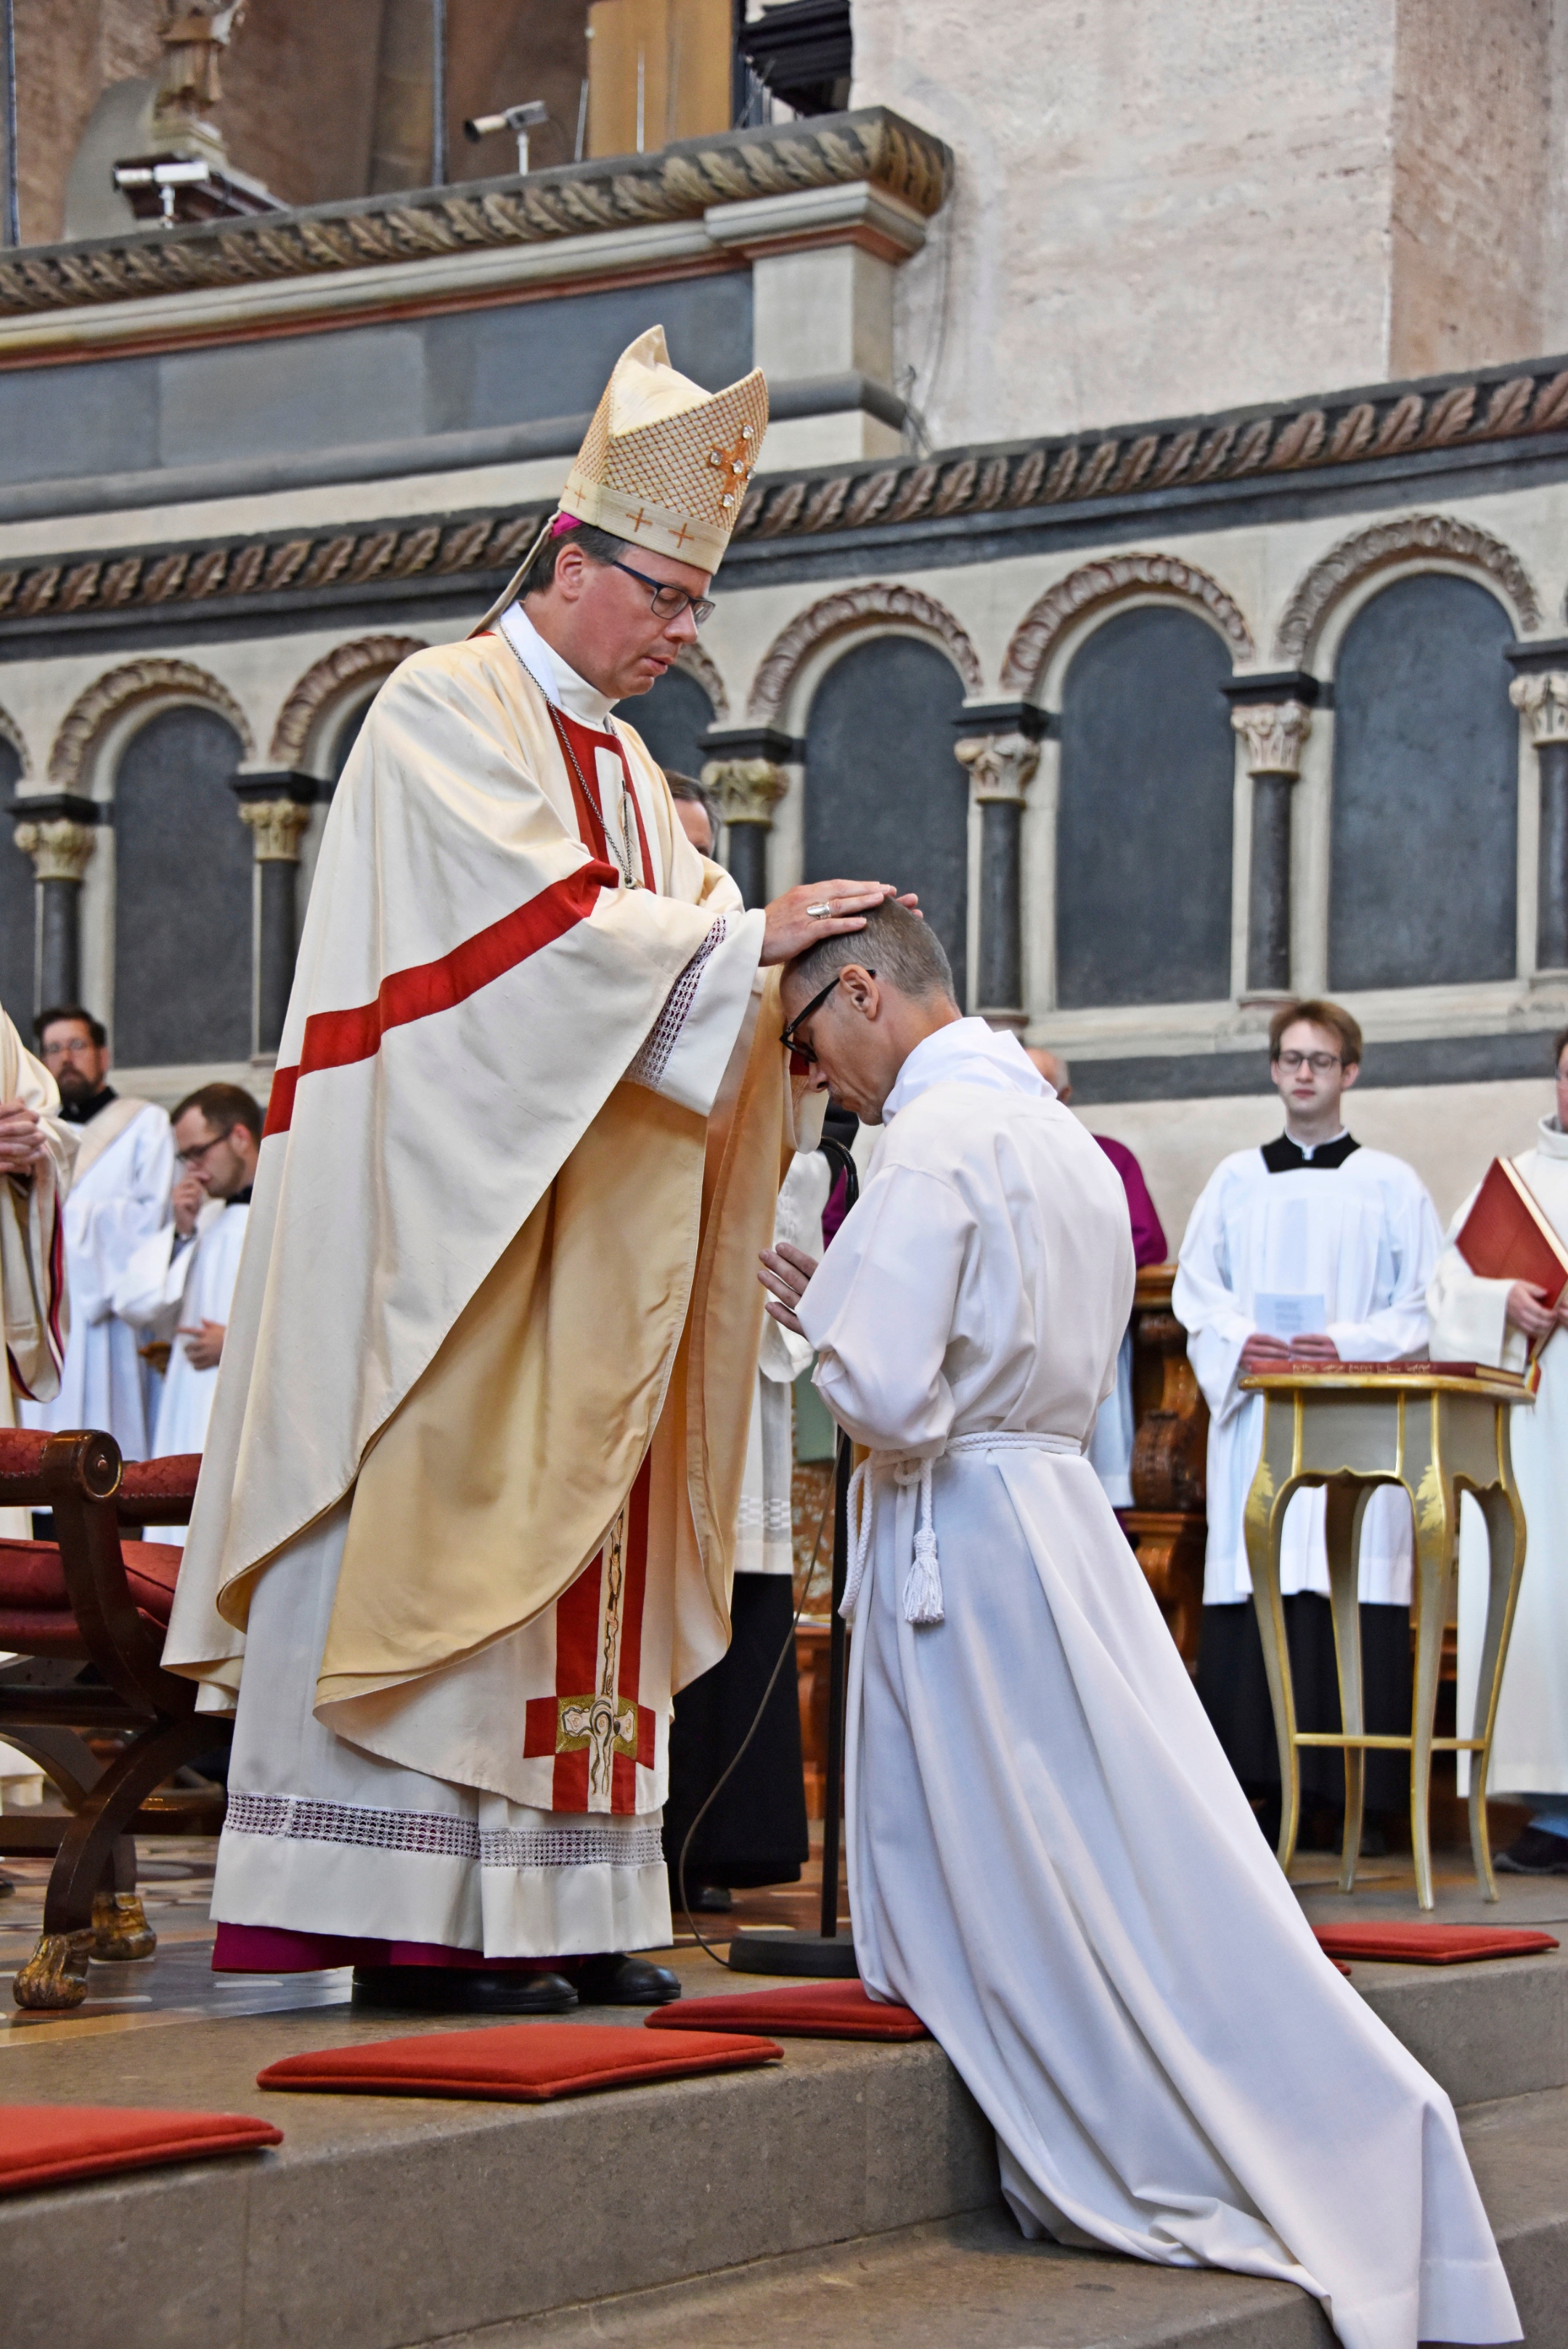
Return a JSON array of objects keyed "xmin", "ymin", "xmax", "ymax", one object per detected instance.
[
  {"xmin": 1222, "ymin": 675, "xmax": 1319, "ymax": 997},
  {"xmin": 232, "ymin": 775, "xmax": 314, "ymax": 1056},
  {"xmin": 699, "ymin": 727, "xmax": 796, "ymax": 910},
  {"xmin": 9, "ymin": 796, "xmax": 99, "ymax": 1009},
  {"xmin": 953, "ymin": 705, "xmax": 1047, "ymax": 1026},
  {"xmin": 1510, "ymin": 670, "xmax": 1568, "ymax": 970}
]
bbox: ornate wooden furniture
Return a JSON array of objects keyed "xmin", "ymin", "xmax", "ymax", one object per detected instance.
[
  {"xmin": 1122, "ymin": 1265, "xmax": 1209, "ymax": 1667},
  {"xmin": 1240, "ymin": 1367, "xmax": 1530, "ymax": 1910},
  {"xmin": 0, "ymin": 1431, "xmax": 221, "ymax": 2009}
]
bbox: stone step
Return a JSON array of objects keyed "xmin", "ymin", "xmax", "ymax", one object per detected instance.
[{"xmin": 4, "ymin": 1950, "xmax": 1568, "ymax": 2349}]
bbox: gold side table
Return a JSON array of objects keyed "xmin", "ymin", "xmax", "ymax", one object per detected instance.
[{"xmin": 1240, "ymin": 1368, "xmax": 1531, "ymax": 1910}]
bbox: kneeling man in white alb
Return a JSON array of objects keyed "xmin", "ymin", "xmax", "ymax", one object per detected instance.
[{"xmin": 759, "ymin": 900, "xmax": 1516, "ymax": 2349}]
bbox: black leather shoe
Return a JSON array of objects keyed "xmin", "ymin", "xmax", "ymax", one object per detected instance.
[
  {"xmin": 1496, "ymin": 1826, "xmax": 1568, "ymax": 1876},
  {"xmin": 351, "ymin": 1965, "xmax": 579, "ymax": 2015},
  {"xmin": 576, "ymin": 1952, "xmax": 682, "ymax": 2006}
]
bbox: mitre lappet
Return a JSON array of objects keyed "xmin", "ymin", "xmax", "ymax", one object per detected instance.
[{"xmin": 475, "ymin": 323, "xmax": 769, "ymax": 632}]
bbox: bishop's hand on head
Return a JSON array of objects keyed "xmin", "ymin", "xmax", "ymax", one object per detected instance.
[
  {"xmin": 758, "ymin": 1239, "xmax": 820, "ymax": 1336},
  {"xmin": 760, "ymin": 883, "xmax": 920, "ymax": 967}
]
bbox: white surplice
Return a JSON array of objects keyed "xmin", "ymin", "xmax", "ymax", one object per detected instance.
[
  {"xmin": 111, "ymin": 1197, "xmax": 250, "ymax": 1545},
  {"xmin": 1428, "ymin": 1116, "xmax": 1568, "ymax": 1797},
  {"xmin": 18, "ymin": 1098, "xmax": 171, "ymax": 1463},
  {"xmin": 1173, "ymin": 1143, "xmax": 1441, "ymax": 1604},
  {"xmin": 739, "ymin": 1151, "xmax": 830, "ymax": 1577},
  {"xmin": 796, "ymin": 1020, "xmax": 1515, "ymax": 2349}
]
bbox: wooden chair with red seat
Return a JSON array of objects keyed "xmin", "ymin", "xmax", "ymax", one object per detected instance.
[{"xmin": 0, "ymin": 1429, "xmax": 224, "ymax": 2010}]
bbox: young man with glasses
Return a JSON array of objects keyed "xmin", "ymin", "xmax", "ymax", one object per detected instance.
[
  {"xmin": 1174, "ymin": 1000, "xmax": 1442, "ymax": 1850},
  {"xmin": 113, "ymin": 1085, "xmax": 261, "ymax": 1535},
  {"xmin": 17, "ymin": 1005, "xmax": 171, "ymax": 1465},
  {"xmin": 163, "ymin": 324, "xmax": 909, "ymax": 2022}
]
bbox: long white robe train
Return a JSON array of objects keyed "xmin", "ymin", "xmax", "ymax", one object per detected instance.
[
  {"xmin": 19, "ymin": 1098, "xmax": 171, "ymax": 1463},
  {"xmin": 1428, "ymin": 1115, "xmax": 1568, "ymax": 1797},
  {"xmin": 796, "ymin": 1019, "xmax": 1516, "ymax": 2349},
  {"xmin": 1174, "ymin": 1143, "xmax": 1440, "ymax": 1604}
]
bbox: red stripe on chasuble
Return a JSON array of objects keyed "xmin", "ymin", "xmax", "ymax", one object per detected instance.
[
  {"xmin": 523, "ymin": 1455, "xmax": 656, "ymax": 1814},
  {"xmin": 550, "ymin": 706, "xmax": 656, "ymax": 883},
  {"xmin": 264, "ymin": 858, "xmax": 618, "ymax": 1137}
]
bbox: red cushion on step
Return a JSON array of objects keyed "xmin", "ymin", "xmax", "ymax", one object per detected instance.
[
  {"xmin": 0, "ymin": 2106, "xmax": 281, "ymax": 2195},
  {"xmin": 0, "ymin": 1537, "xmax": 181, "ymax": 1625},
  {"xmin": 646, "ymin": 1980, "xmax": 928, "ymax": 2040},
  {"xmin": 256, "ymin": 2021, "xmax": 783, "ymax": 2101},
  {"xmin": 1312, "ymin": 1924, "xmax": 1559, "ymax": 1965}
]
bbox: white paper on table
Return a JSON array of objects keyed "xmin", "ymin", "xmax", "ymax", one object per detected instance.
[{"xmin": 1252, "ymin": 1291, "xmax": 1327, "ymax": 1339}]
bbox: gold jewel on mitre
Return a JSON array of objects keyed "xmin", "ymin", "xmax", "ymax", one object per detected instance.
[{"xmin": 470, "ymin": 325, "xmax": 767, "ymax": 634}]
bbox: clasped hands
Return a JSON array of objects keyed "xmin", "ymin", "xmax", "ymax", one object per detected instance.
[
  {"xmin": 759, "ymin": 1239, "xmax": 819, "ymax": 1337},
  {"xmin": 0, "ymin": 1097, "xmax": 49, "ymax": 1178},
  {"xmin": 1505, "ymin": 1280, "xmax": 1568, "ymax": 1341},
  {"xmin": 1238, "ymin": 1329, "xmax": 1342, "ymax": 1373}
]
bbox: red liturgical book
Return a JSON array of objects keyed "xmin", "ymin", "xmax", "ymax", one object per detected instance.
[{"xmin": 1456, "ymin": 1159, "xmax": 1568, "ymax": 1363}]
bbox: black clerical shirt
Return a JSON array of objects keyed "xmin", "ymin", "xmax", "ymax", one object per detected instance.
[
  {"xmin": 57, "ymin": 1084, "xmax": 117, "ymax": 1127},
  {"xmin": 1260, "ymin": 1132, "xmax": 1360, "ymax": 1174}
]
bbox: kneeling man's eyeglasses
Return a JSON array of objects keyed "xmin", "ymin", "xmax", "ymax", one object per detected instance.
[{"xmin": 780, "ymin": 970, "xmax": 875, "ymax": 1068}]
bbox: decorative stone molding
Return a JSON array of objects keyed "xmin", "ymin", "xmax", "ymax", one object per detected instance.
[
  {"xmin": 269, "ymin": 635, "xmax": 426, "ymax": 768},
  {"xmin": 1510, "ymin": 672, "xmax": 1568, "ymax": 746},
  {"xmin": 0, "ymin": 702, "xmax": 30, "ymax": 777},
  {"xmin": 0, "ymin": 110, "xmax": 950, "ymax": 322},
  {"xmin": 1230, "ymin": 700, "xmax": 1312, "ymax": 779},
  {"xmin": 49, "ymin": 658, "xmax": 255, "ymax": 791},
  {"xmin": 238, "ymin": 799, "xmax": 312, "ymax": 863},
  {"xmin": 954, "ymin": 732, "xmax": 1041, "ymax": 804},
  {"xmin": 674, "ymin": 640, "xmax": 730, "ymax": 724},
  {"xmin": 701, "ymin": 759, "xmax": 788, "ymax": 827},
  {"xmin": 747, "ymin": 584, "xmax": 984, "ymax": 722},
  {"xmin": 1000, "ymin": 555, "xmax": 1254, "ymax": 697},
  {"xmin": 12, "ymin": 817, "xmax": 94, "ymax": 884},
  {"xmin": 1274, "ymin": 515, "xmax": 1542, "ymax": 665}
]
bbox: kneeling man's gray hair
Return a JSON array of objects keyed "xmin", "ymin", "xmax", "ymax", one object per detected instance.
[{"xmin": 787, "ymin": 899, "xmax": 955, "ymax": 1004}]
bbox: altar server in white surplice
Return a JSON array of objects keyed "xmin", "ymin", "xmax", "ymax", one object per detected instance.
[
  {"xmin": 113, "ymin": 1086, "xmax": 260, "ymax": 1539},
  {"xmin": 759, "ymin": 907, "xmax": 1515, "ymax": 2349},
  {"xmin": 1174, "ymin": 1000, "xmax": 1440, "ymax": 1841},
  {"xmin": 1429, "ymin": 1025, "xmax": 1568, "ymax": 1877},
  {"xmin": 18, "ymin": 1007, "xmax": 171, "ymax": 1462}
]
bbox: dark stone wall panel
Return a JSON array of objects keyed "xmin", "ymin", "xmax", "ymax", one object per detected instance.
[
  {"xmin": 630, "ymin": 669, "xmax": 715, "ymax": 785},
  {"xmin": 1329, "ymin": 574, "xmax": 1516, "ymax": 991},
  {"xmin": 113, "ymin": 708, "xmax": 251, "ymax": 1066},
  {"xmin": 0, "ymin": 740, "xmax": 30, "ymax": 1031},
  {"xmin": 804, "ymin": 637, "xmax": 968, "ymax": 1005},
  {"xmin": 1056, "ymin": 608, "xmax": 1236, "ymax": 1008}
]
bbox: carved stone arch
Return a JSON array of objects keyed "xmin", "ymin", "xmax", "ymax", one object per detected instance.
[
  {"xmin": 673, "ymin": 638, "xmax": 729, "ymax": 723},
  {"xmin": 1000, "ymin": 553, "xmax": 1255, "ymax": 698},
  {"xmin": 0, "ymin": 700, "xmax": 31, "ymax": 777},
  {"xmin": 269, "ymin": 634, "xmax": 427, "ymax": 771},
  {"xmin": 747, "ymin": 584, "xmax": 984, "ymax": 723},
  {"xmin": 49, "ymin": 658, "xmax": 255, "ymax": 791},
  {"xmin": 1273, "ymin": 514, "xmax": 1542, "ymax": 666}
]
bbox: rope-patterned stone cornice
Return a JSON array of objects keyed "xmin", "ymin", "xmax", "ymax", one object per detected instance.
[{"xmin": 0, "ymin": 110, "xmax": 950, "ymax": 319}]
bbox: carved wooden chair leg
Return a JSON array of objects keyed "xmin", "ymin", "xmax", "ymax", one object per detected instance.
[
  {"xmin": 14, "ymin": 1716, "xmax": 207, "ymax": 2011},
  {"xmin": 93, "ymin": 1834, "xmax": 155, "ymax": 1962}
]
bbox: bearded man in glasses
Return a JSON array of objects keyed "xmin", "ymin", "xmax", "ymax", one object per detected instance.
[
  {"xmin": 1174, "ymin": 998, "xmax": 1442, "ymax": 1851},
  {"xmin": 159, "ymin": 326, "xmax": 905, "ymax": 2023}
]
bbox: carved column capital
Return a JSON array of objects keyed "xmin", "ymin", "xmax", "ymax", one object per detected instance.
[
  {"xmin": 701, "ymin": 757, "xmax": 788, "ymax": 828},
  {"xmin": 1510, "ymin": 671, "xmax": 1568, "ymax": 747},
  {"xmin": 13, "ymin": 817, "xmax": 95, "ymax": 884},
  {"xmin": 954, "ymin": 732, "xmax": 1042, "ymax": 805},
  {"xmin": 1230, "ymin": 700, "xmax": 1312, "ymax": 779},
  {"xmin": 238, "ymin": 798, "xmax": 311, "ymax": 863}
]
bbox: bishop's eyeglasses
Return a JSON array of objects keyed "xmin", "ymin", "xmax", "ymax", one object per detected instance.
[{"xmin": 612, "ymin": 560, "xmax": 716, "ymax": 629}]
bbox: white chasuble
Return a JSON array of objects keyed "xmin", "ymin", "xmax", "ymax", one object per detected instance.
[
  {"xmin": 1173, "ymin": 1143, "xmax": 1440, "ymax": 1604},
  {"xmin": 796, "ymin": 1022, "xmax": 1516, "ymax": 2349},
  {"xmin": 18, "ymin": 1097, "xmax": 171, "ymax": 1463},
  {"xmin": 1429, "ymin": 1116, "xmax": 1568, "ymax": 1797},
  {"xmin": 176, "ymin": 624, "xmax": 806, "ymax": 1960}
]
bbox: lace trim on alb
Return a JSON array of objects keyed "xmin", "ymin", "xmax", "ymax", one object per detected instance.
[
  {"xmin": 626, "ymin": 918, "xmax": 728, "ymax": 1092},
  {"xmin": 736, "ymin": 1495, "xmax": 793, "ymax": 1535},
  {"xmin": 224, "ymin": 1792, "xmax": 663, "ymax": 1873}
]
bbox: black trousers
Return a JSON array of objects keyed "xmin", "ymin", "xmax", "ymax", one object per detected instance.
[
  {"xmin": 663, "ymin": 1574, "xmax": 809, "ymax": 1889},
  {"xmin": 1198, "ymin": 1596, "xmax": 1413, "ymax": 1815}
]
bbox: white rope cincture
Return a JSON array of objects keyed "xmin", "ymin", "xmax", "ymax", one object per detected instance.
[{"xmin": 840, "ymin": 1431, "xmax": 1084, "ymax": 1631}]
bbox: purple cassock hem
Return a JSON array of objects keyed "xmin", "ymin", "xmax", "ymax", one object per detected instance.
[
  {"xmin": 1092, "ymin": 1134, "xmax": 1168, "ymax": 1267},
  {"xmin": 211, "ymin": 1924, "xmax": 571, "ymax": 1974}
]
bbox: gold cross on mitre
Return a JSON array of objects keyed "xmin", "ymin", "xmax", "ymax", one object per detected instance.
[{"xmin": 707, "ymin": 423, "xmax": 758, "ymax": 510}]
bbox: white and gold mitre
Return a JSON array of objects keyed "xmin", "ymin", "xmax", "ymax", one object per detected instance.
[{"xmin": 560, "ymin": 325, "xmax": 768, "ymax": 574}]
